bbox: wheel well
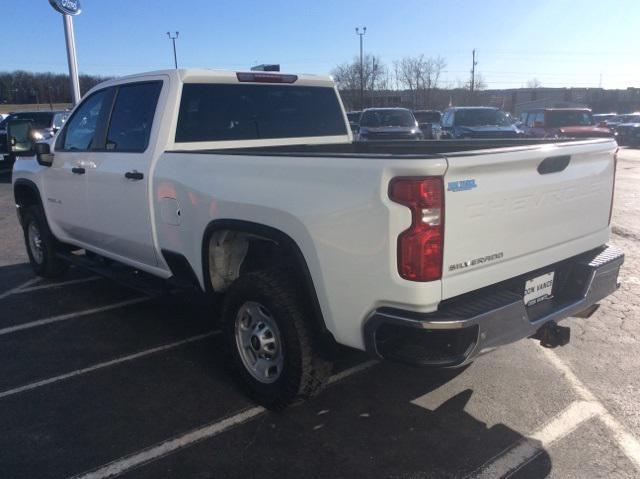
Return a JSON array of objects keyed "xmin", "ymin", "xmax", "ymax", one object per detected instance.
[
  {"xmin": 14, "ymin": 180, "xmax": 42, "ymax": 224},
  {"xmin": 201, "ymin": 220, "xmax": 333, "ymax": 346}
]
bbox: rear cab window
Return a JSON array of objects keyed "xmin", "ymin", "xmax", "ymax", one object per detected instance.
[{"xmin": 175, "ymin": 83, "xmax": 347, "ymax": 143}]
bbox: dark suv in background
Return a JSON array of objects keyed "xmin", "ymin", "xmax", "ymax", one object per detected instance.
[
  {"xmin": 440, "ymin": 107, "xmax": 522, "ymax": 139},
  {"xmin": 413, "ymin": 110, "xmax": 441, "ymax": 139},
  {"xmin": 614, "ymin": 113, "xmax": 640, "ymax": 147},
  {"xmin": 0, "ymin": 110, "xmax": 68, "ymax": 163},
  {"xmin": 356, "ymin": 108, "xmax": 423, "ymax": 141}
]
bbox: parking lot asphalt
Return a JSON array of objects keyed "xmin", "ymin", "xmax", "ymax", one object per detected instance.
[{"xmin": 0, "ymin": 150, "xmax": 639, "ymax": 479}]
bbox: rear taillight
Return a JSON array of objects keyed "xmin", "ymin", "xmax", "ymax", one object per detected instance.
[
  {"xmin": 609, "ymin": 148, "xmax": 618, "ymax": 225},
  {"xmin": 389, "ymin": 177, "xmax": 444, "ymax": 281}
]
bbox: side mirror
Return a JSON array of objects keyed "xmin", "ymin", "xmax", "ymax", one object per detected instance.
[
  {"xmin": 533, "ymin": 120, "xmax": 544, "ymax": 128},
  {"xmin": 598, "ymin": 121, "xmax": 608, "ymax": 128},
  {"xmin": 34, "ymin": 142, "xmax": 54, "ymax": 167},
  {"xmin": 7, "ymin": 119, "xmax": 34, "ymax": 156}
]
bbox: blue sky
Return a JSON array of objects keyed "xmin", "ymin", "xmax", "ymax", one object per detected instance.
[{"xmin": 4, "ymin": 0, "xmax": 639, "ymax": 89}]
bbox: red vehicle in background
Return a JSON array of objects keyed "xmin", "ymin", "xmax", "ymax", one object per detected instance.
[{"xmin": 520, "ymin": 108, "xmax": 613, "ymax": 139}]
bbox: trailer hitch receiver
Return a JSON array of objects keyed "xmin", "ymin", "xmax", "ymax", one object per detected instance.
[{"xmin": 532, "ymin": 321, "xmax": 570, "ymax": 348}]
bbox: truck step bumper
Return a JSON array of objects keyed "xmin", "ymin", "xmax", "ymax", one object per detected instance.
[{"xmin": 364, "ymin": 244, "xmax": 624, "ymax": 367}]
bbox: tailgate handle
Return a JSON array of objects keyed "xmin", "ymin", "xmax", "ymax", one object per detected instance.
[{"xmin": 538, "ymin": 155, "xmax": 571, "ymax": 174}]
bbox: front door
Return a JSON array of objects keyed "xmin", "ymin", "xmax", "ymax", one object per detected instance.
[
  {"xmin": 44, "ymin": 88, "xmax": 113, "ymax": 244},
  {"xmin": 85, "ymin": 80, "xmax": 164, "ymax": 267}
]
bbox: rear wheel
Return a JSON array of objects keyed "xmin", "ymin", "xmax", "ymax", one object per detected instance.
[
  {"xmin": 22, "ymin": 206, "xmax": 67, "ymax": 278},
  {"xmin": 222, "ymin": 269, "xmax": 332, "ymax": 409}
]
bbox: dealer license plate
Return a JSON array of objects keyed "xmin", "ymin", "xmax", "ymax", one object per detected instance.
[{"xmin": 524, "ymin": 272, "xmax": 555, "ymax": 306}]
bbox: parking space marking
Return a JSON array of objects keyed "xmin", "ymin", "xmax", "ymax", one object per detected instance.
[
  {"xmin": 15, "ymin": 275, "xmax": 102, "ymax": 294},
  {"xmin": 0, "ymin": 277, "xmax": 41, "ymax": 301},
  {"xmin": 541, "ymin": 347, "xmax": 640, "ymax": 470},
  {"xmin": 69, "ymin": 360, "xmax": 378, "ymax": 479},
  {"xmin": 0, "ymin": 297, "xmax": 149, "ymax": 336},
  {"xmin": 470, "ymin": 349, "xmax": 640, "ymax": 477},
  {"xmin": 468, "ymin": 400, "xmax": 602, "ymax": 478},
  {"xmin": 327, "ymin": 359, "xmax": 378, "ymax": 384},
  {"xmin": 0, "ymin": 331, "xmax": 219, "ymax": 400}
]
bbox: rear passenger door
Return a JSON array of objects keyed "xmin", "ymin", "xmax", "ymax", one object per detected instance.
[{"xmin": 85, "ymin": 79, "xmax": 164, "ymax": 267}]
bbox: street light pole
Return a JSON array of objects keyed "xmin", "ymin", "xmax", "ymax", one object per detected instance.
[
  {"xmin": 166, "ymin": 31, "xmax": 179, "ymax": 69},
  {"xmin": 355, "ymin": 27, "xmax": 366, "ymax": 110}
]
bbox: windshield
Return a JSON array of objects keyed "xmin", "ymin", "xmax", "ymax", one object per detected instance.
[
  {"xmin": 454, "ymin": 109, "xmax": 511, "ymax": 127},
  {"xmin": 8, "ymin": 112, "xmax": 55, "ymax": 129},
  {"xmin": 347, "ymin": 112, "xmax": 361, "ymax": 123},
  {"xmin": 360, "ymin": 109, "xmax": 416, "ymax": 127},
  {"xmin": 53, "ymin": 112, "xmax": 68, "ymax": 129},
  {"xmin": 414, "ymin": 111, "xmax": 441, "ymax": 123},
  {"xmin": 546, "ymin": 111, "xmax": 594, "ymax": 127}
]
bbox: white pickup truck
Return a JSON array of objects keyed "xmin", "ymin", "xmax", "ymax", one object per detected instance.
[{"xmin": 9, "ymin": 69, "xmax": 624, "ymax": 408}]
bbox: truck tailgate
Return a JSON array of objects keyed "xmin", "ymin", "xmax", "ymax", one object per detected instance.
[{"xmin": 441, "ymin": 140, "xmax": 616, "ymax": 299}]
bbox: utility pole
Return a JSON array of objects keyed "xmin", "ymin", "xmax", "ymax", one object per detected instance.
[
  {"xmin": 470, "ymin": 49, "xmax": 477, "ymax": 95},
  {"xmin": 166, "ymin": 31, "xmax": 179, "ymax": 69},
  {"xmin": 355, "ymin": 27, "xmax": 366, "ymax": 110}
]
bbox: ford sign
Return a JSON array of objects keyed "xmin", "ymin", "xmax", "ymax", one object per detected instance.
[{"xmin": 49, "ymin": 0, "xmax": 82, "ymax": 16}]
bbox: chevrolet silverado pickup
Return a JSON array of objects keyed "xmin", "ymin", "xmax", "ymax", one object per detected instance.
[{"xmin": 9, "ymin": 69, "xmax": 623, "ymax": 409}]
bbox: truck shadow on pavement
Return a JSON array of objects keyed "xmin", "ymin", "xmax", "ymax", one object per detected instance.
[
  {"xmin": 0, "ymin": 266, "xmax": 552, "ymax": 479},
  {"xmin": 137, "ymin": 357, "xmax": 553, "ymax": 479}
]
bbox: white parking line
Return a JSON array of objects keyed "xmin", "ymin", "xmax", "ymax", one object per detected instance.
[
  {"xmin": 0, "ymin": 277, "xmax": 41, "ymax": 301},
  {"xmin": 470, "ymin": 348, "xmax": 640, "ymax": 477},
  {"xmin": 468, "ymin": 401, "xmax": 602, "ymax": 478},
  {"xmin": 0, "ymin": 331, "xmax": 219, "ymax": 400},
  {"xmin": 70, "ymin": 361, "xmax": 377, "ymax": 479},
  {"xmin": 16, "ymin": 276, "xmax": 102, "ymax": 294},
  {"xmin": 0, "ymin": 297, "xmax": 149, "ymax": 336},
  {"xmin": 541, "ymin": 348, "xmax": 640, "ymax": 470}
]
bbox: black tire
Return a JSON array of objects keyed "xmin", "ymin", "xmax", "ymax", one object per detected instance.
[
  {"xmin": 222, "ymin": 269, "xmax": 332, "ymax": 410},
  {"xmin": 22, "ymin": 205, "xmax": 67, "ymax": 278}
]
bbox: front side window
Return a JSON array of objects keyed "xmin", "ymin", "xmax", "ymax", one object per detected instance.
[
  {"xmin": 175, "ymin": 84, "xmax": 347, "ymax": 142},
  {"xmin": 62, "ymin": 90, "xmax": 109, "ymax": 151},
  {"xmin": 106, "ymin": 82, "xmax": 162, "ymax": 152}
]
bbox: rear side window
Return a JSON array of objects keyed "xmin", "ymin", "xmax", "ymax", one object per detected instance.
[
  {"xmin": 175, "ymin": 84, "xmax": 347, "ymax": 142},
  {"xmin": 106, "ymin": 82, "xmax": 162, "ymax": 152}
]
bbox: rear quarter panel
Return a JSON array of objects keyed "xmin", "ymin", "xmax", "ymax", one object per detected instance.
[{"xmin": 153, "ymin": 152, "xmax": 447, "ymax": 349}]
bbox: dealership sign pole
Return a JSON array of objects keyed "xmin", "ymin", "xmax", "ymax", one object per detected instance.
[{"xmin": 49, "ymin": 0, "xmax": 82, "ymax": 105}]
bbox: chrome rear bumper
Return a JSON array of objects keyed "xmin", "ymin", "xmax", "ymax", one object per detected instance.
[{"xmin": 364, "ymin": 245, "xmax": 624, "ymax": 367}]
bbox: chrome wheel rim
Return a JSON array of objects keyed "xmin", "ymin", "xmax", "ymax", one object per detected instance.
[
  {"xmin": 234, "ymin": 301, "xmax": 284, "ymax": 384},
  {"xmin": 28, "ymin": 222, "xmax": 44, "ymax": 265}
]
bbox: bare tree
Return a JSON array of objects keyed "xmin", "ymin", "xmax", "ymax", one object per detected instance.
[
  {"xmin": 526, "ymin": 78, "xmax": 542, "ymax": 89},
  {"xmin": 394, "ymin": 55, "xmax": 447, "ymax": 108},
  {"xmin": 461, "ymin": 72, "xmax": 486, "ymax": 92},
  {"xmin": 331, "ymin": 54, "xmax": 387, "ymax": 109}
]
